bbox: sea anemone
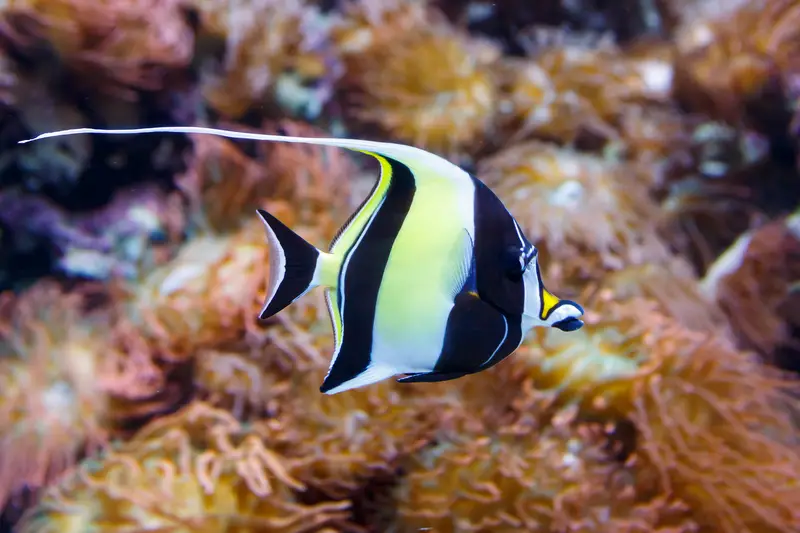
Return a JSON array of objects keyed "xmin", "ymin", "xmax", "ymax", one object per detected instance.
[
  {"xmin": 262, "ymin": 368, "xmax": 442, "ymax": 500},
  {"xmin": 700, "ymin": 213, "xmax": 800, "ymax": 361},
  {"xmin": 335, "ymin": 0, "xmax": 501, "ymax": 157},
  {"xmin": 518, "ymin": 297, "xmax": 800, "ymax": 533},
  {"xmin": 123, "ymin": 214, "xmax": 274, "ymax": 360},
  {"xmin": 16, "ymin": 401, "xmax": 351, "ymax": 533},
  {"xmin": 176, "ymin": 120, "xmax": 359, "ymax": 233},
  {"xmin": 496, "ymin": 33, "xmax": 675, "ymax": 149},
  {"xmin": 191, "ymin": 0, "xmax": 336, "ymax": 119},
  {"xmin": 393, "ymin": 403, "xmax": 696, "ymax": 533},
  {"xmin": 672, "ymin": 0, "xmax": 800, "ymax": 132},
  {"xmin": 0, "ymin": 0, "xmax": 195, "ymax": 100},
  {"xmin": 0, "ymin": 282, "xmax": 112, "ymax": 510},
  {"xmin": 478, "ymin": 140, "xmax": 670, "ymax": 287},
  {"xmin": 655, "ymin": 121, "xmax": 773, "ymax": 270},
  {"xmin": 175, "ymin": 133, "xmax": 269, "ymax": 232},
  {"xmin": 590, "ymin": 255, "xmax": 728, "ymax": 334},
  {"xmin": 330, "ymin": 0, "xmax": 432, "ymax": 56},
  {"xmin": 615, "ymin": 104, "xmax": 695, "ymax": 166},
  {"xmin": 249, "ymin": 120, "xmax": 360, "ymax": 229}
]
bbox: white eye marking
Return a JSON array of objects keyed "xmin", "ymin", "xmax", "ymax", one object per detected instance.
[{"xmin": 520, "ymin": 246, "xmax": 537, "ymax": 271}]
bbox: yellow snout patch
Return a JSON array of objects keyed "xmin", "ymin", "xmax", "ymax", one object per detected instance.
[{"xmin": 540, "ymin": 288, "xmax": 560, "ymax": 320}]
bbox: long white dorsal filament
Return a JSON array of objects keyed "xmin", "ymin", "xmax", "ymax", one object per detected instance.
[{"xmin": 15, "ymin": 126, "xmax": 456, "ymax": 175}]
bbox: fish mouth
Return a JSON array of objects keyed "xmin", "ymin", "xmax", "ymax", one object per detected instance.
[{"xmin": 552, "ymin": 316, "xmax": 584, "ymax": 332}]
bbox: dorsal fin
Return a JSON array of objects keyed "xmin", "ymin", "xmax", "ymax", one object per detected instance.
[{"xmin": 18, "ymin": 125, "xmax": 472, "ymax": 186}]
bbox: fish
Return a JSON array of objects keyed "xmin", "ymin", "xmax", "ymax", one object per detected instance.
[{"xmin": 19, "ymin": 126, "xmax": 586, "ymax": 394}]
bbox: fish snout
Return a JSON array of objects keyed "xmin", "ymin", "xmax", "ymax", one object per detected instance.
[{"xmin": 549, "ymin": 300, "xmax": 584, "ymax": 332}]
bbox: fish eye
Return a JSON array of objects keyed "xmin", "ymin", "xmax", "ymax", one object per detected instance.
[{"xmin": 502, "ymin": 245, "xmax": 524, "ymax": 282}]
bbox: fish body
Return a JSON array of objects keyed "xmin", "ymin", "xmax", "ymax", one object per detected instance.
[{"xmin": 18, "ymin": 126, "xmax": 585, "ymax": 394}]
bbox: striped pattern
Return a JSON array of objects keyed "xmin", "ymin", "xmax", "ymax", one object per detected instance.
[{"xmin": 320, "ymin": 154, "xmax": 416, "ymax": 393}]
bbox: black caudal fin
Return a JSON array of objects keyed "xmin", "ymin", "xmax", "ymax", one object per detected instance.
[{"xmin": 256, "ymin": 208, "xmax": 321, "ymax": 320}]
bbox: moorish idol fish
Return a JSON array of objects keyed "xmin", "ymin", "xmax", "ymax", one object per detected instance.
[{"xmin": 19, "ymin": 126, "xmax": 585, "ymax": 395}]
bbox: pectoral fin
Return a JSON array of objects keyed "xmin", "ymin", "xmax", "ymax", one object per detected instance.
[{"xmin": 398, "ymin": 291, "xmax": 509, "ymax": 385}]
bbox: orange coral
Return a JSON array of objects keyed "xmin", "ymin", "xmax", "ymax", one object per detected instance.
[
  {"xmin": 477, "ymin": 140, "xmax": 671, "ymax": 286},
  {"xmin": 16, "ymin": 401, "xmax": 351, "ymax": 533},
  {"xmin": 124, "ymin": 198, "xmax": 343, "ymax": 363},
  {"xmin": 594, "ymin": 255, "xmax": 728, "ymax": 334},
  {"xmin": 123, "ymin": 214, "xmax": 273, "ymax": 360},
  {"xmin": 334, "ymin": 0, "xmax": 500, "ymax": 156},
  {"xmin": 497, "ymin": 34, "xmax": 675, "ymax": 147},
  {"xmin": 517, "ymin": 297, "xmax": 800, "ymax": 533},
  {"xmin": 0, "ymin": 282, "xmax": 112, "ymax": 510},
  {"xmin": 190, "ymin": 0, "xmax": 333, "ymax": 118},
  {"xmin": 0, "ymin": 0, "xmax": 195, "ymax": 99},
  {"xmin": 672, "ymin": 0, "xmax": 800, "ymax": 128},
  {"xmin": 700, "ymin": 213, "xmax": 800, "ymax": 358},
  {"xmin": 393, "ymin": 404, "xmax": 696, "ymax": 533},
  {"xmin": 176, "ymin": 120, "xmax": 358, "ymax": 232},
  {"xmin": 263, "ymin": 369, "xmax": 441, "ymax": 499}
]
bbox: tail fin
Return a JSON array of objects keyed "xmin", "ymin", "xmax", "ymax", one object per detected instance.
[{"xmin": 257, "ymin": 209, "xmax": 335, "ymax": 320}]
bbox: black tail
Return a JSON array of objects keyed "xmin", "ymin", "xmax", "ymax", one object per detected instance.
[{"xmin": 256, "ymin": 208, "xmax": 321, "ymax": 320}]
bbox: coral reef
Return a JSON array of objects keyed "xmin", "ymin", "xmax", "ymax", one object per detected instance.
[
  {"xmin": 16, "ymin": 402, "xmax": 351, "ymax": 533},
  {"xmin": 477, "ymin": 140, "xmax": 671, "ymax": 288},
  {"xmin": 2, "ymin": 0, "xmax": 800, "ymax": 532},
  {"xmin": 518, "ymin": 297, "xmax": 800, "ymax": 533},
  {"xmin": 393, "ymin": 411, "xmax": 696, "ymax": 533},
  {"xmin": 333, "ymin": 0, "xmax": 501, "ymax": 158},
  {"xmin": 190, "ymin": 0, "xmax": 338, "ymax": 120}
]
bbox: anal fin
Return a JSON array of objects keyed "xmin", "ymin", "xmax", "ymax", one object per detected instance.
[
  {"xmin": 320, "ymin": 362, "xmax": 397, "ymax": 395},
  {"xmin": 397, "ymin": 371, "xmax": 468, "ymax": 383}
]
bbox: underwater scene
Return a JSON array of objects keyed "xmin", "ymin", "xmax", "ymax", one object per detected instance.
[{"xmin": 0, "ymin": 0, "xmax": 800, "ymax": 531}]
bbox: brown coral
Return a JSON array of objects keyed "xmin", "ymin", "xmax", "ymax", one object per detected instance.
[
  {"xmin": 0, "ymin": 0, "xmax": 195, "ymax": 99},
  {"xmin": 16, "ymin": 401, "xmax": 351, "ymax": 533},
  {"xmin": 700, "ymin": 212, "xmax": 800, "ymax": 360},
  {"xmin": 672, "ymin": 0, "xmax": 800, "ymax": 131}
]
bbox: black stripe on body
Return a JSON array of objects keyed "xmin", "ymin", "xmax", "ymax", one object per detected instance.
[
  {"xmin": 320, "ymin": 156, "xmax": 416, "ymax": 393},
  {"xmin": 470, "ymin": 177, "xmax": 528, "ymax": 316},
  {"xmin": 429, "ymin": 186, "xmax": 526, "ymax": 377},
  {"xmin": 431, "ymin": 175, "xmax": 527, "ymax": 374}
]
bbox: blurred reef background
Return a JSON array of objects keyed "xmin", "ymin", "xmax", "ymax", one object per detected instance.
[{"xmin": 0, "ymin": 0, "xmax": 800, "ymax": 531}]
